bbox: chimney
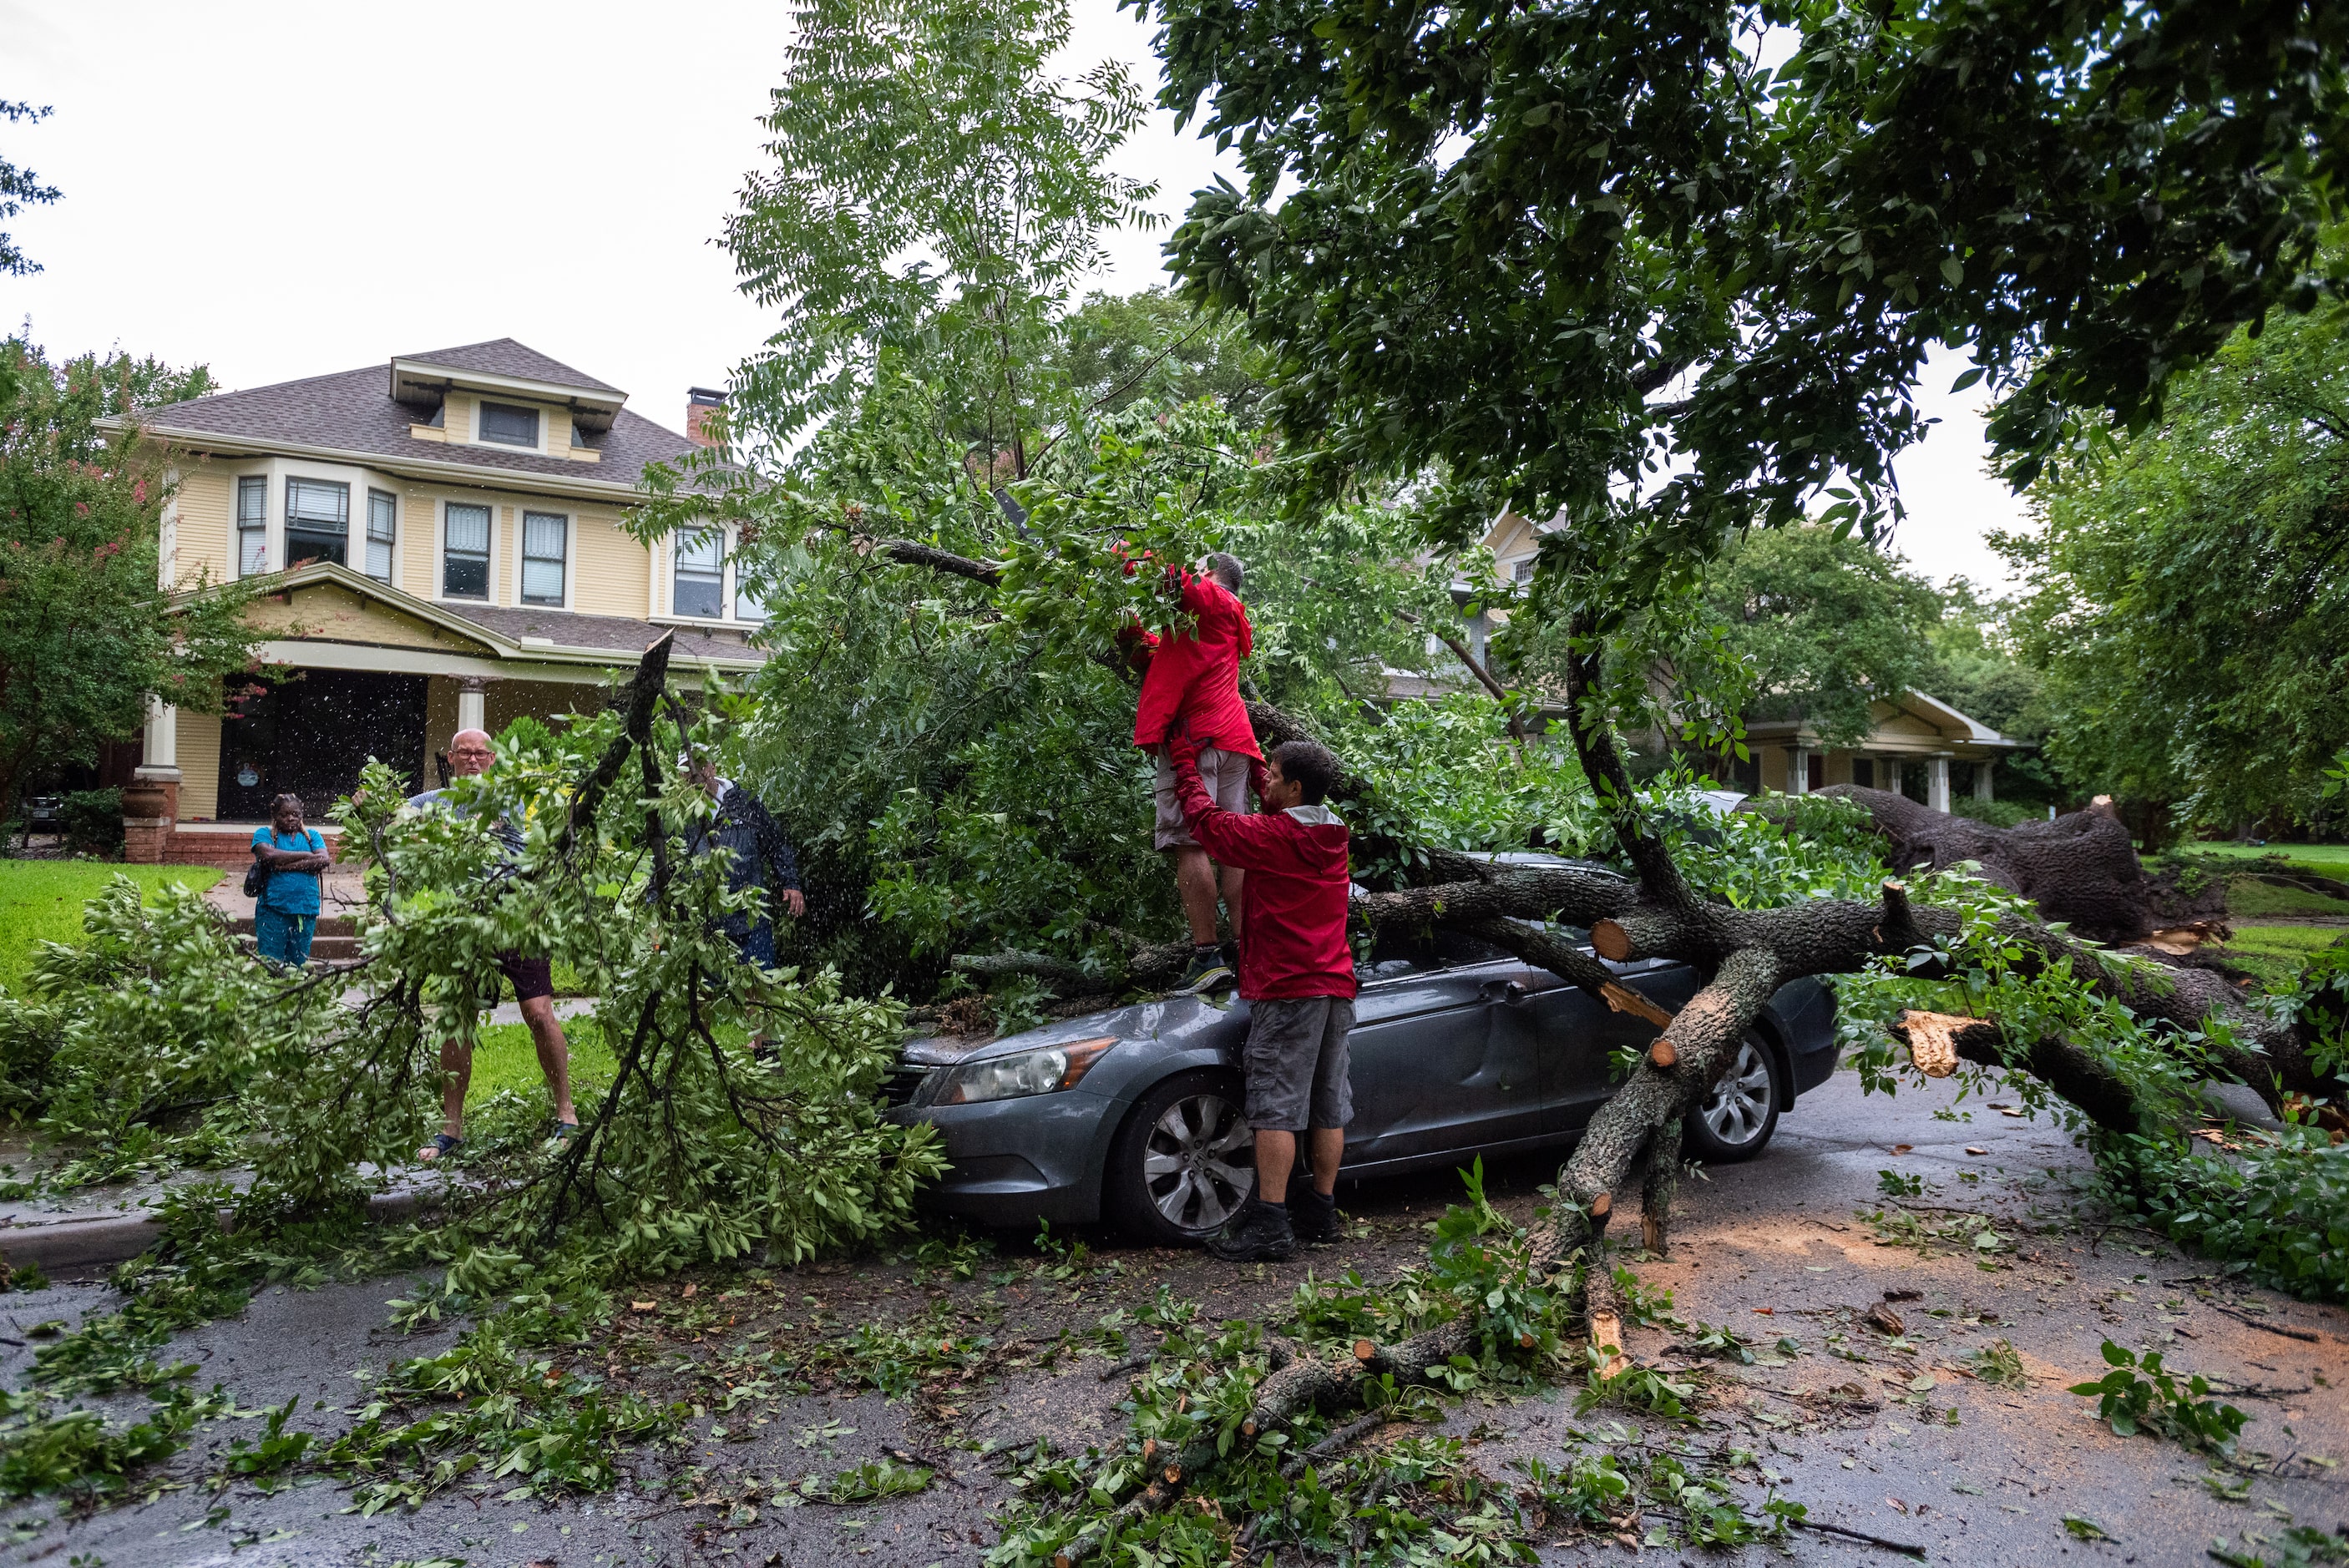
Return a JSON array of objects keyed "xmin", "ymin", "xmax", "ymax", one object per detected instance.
[{"xmin": 686, "ymin": 387, "xmax": 727, "ymax": 449}]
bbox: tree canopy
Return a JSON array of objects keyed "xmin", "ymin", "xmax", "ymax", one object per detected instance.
[
  {"xmin": 1142, "ymin": 0, "xmax": 2349, "ymax": 598},
  {"xmin": 1702, "ymin": 525, "xmax": 1942, "ymax": 748},
  {"xmin": 1997, "ymin": 303, "xmax": 2349, "ymax": 832}
]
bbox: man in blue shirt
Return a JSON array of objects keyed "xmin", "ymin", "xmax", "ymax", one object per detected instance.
[
  {"xmin": 249, "ymin": 793, "xmax": 331, "ymax": 967},
  {"xmin": 406, "ymin": 727, "xmax": 577, "ymax": 1160}
]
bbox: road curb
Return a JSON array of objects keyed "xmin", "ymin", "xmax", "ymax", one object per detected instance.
[{"xmin": 0, "ymin": 1186, "xmax": 437, "ymax": 1276}]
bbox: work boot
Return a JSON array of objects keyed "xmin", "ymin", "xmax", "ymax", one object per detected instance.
[
  {"xmin": 1288, "ymin": 1183, "xmax": 1339, "ymax": 1244},
  {"xmin": 1205, "ymin": 1197, "xmax": 1296, "ymax": 1262},
  {"xmin": 1175, "ymin": 946, "xmax": 1234, "ymax": 994}
]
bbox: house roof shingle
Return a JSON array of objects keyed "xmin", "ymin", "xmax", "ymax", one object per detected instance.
[
  {"xmin": 135, "ymin": 343, "xmax": 698, "ymax": 489},
  {"xmin": 393, "ymin": 337, "xmax": 623, "ymax": 395}
]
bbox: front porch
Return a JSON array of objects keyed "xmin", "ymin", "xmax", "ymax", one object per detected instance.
[{"xmin": 126, "ymin": 561, "xmax": 765, "ymax": 862}]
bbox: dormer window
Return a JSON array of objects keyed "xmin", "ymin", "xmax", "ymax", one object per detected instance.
[{"xmin": 478, "ymin": 401, "xmax": 539, "ymax": 448}]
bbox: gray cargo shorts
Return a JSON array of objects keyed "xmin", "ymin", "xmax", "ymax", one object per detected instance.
[{"xmin": 1242, "ymin": 995, "xmax": 1355, "ymax": 1132}]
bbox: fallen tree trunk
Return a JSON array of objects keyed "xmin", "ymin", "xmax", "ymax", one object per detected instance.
[{"xmin": 872, "ymin": 534, "xmax": 2340, "ymax": 1568}]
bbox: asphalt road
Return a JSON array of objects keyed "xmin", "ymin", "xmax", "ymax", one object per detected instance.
[{"xmin": 3, "ymin": 1065, "xmax": 2341, "ymax": 1568}]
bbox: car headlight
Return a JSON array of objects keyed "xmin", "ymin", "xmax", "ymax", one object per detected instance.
[{"xmin": 931, "ymin": 1037, "xmax": 1118, "ymax": 1105}]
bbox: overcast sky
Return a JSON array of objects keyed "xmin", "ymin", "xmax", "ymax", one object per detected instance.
[{"xmin": 1, "ymin": 0, "xmax": 2021, "ymax": 587}]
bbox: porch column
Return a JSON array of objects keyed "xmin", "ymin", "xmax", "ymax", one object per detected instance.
[
  {"xmin": 1927, "ymin": 755, "xmax": 1952, "ymax": 813},
  {"xmin": 1974, "ymin": 759, "xmax": 1996, "ymax": 803},
  {"xmin": 124, "ymin": 696, "xmax": 182, "ymax": 864},
  {"xmin": 456, "ymin": 676, "xmax": 488, "ymax": 736},
  {"xmin": 1786, "ymin": 746, "xmax": 1810, "ymax": 796}
]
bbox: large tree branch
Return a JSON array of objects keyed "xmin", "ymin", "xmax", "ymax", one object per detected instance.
[
  {"xmin": 558, "ymin": 631, "xmax": 671, "ymax": 860},
  {"xmin": 863, "ymin": 538, "xmax": 1005, "ymax": 586},
  {"xmin": 1561, "ymin": 609, "xmax": 1693, "ymax": 908}
]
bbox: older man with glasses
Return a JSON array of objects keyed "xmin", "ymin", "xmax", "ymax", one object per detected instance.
[{"xmin": 405, "ymin": 726, "xmax": 578, "ymax": 1161}]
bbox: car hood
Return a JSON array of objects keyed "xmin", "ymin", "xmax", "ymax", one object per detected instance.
[{"xmin": 901, "ymin": 993, "xmax": 1239, "ymax": 1068}]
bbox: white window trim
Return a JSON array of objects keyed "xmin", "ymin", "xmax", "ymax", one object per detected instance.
[
  {"xmin": 363, "ymin": 487, "xmax": 400, "ymax": 589},
  {"xmin": 651, "ymin": 525, "xmax": 768, "ymax": 627},
  {"xmin": 282, "ymin": 474, "xmax": 353, "ymax": 571},
  {"xmin": 235, "ymin": 469, "xmax": 273, "ymax": 578},
  {"xmin": 473, "ymin": 397, "xmax": 550, "ymax": 456},
  {"xmin": 519, "ymin": 508, "xmax": 570, "ymax": 610},
  {"xmin": 665, "ymin": 527, "xmax": 731, "ymax": 623},
  {"xmin": 437, "ymin": 498, "xmax": 497, "ymax": 604}
]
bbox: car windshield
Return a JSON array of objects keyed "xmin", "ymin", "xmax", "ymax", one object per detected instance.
[{"xmin": 1356, "ymin": 918, "xmax": 1592, "ymax": 983}]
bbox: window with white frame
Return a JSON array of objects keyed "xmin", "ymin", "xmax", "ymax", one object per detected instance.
[
  {"xmin": 284, "ymin": 478, "xmax": 349, "ymax": 569},
  {"xmin": 522, "ymin": 511, "xmax": 567, "ymax": 606},
  {"xmin": 1511, "ymin": 557, "xmax": 1536, "ymax": 583},
  {"xmin": 674, "ymin": 530, "xmax": 725, "ymax": 619},
  {"xmin": 734, "ymin": 553, "xmax": 766, "ymax": 622},
  {"xmin": 443, "ymin": 503, "xmax": 492, "ymax": 599},
  {"xmin": 365, "ymin": 489, "xmax": 397, "ymax": 582},
  {"xmin": 235, "ymin": 476, "xmax": 267, "ymax": 576},
  {"xmin": 478, "ymin": 402, "xmax": 539, "ymax": 448}
]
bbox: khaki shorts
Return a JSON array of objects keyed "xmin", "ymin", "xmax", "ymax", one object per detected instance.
[{"xmin": 1153, "ymin": 746, "xmax": 1250, "ymax": 850}]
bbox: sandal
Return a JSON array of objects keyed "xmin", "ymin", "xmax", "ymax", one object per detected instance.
[
  {"xmin": 418, "ymin": 1132, "xmax": 462, "ymax": 1162},
  {"xmin": 553, "ymin": 1121, "xmax": 581, "ymax": 1141}
]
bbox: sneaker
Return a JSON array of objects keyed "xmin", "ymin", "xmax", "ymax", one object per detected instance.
[
  {"xmin": 1175, "ymin": 947, "xmax": 1234, "ymax": 994},
  {"xmin": 1205, "ymin": 1196, "xmax": 1296, "ymax": 1262},
  {"xmin": 1288, "ymin": 1184, "xmax": 1339, "ymax": 1244}
]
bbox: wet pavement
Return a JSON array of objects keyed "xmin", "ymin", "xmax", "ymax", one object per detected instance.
[{"xmin": 2, "ymin": 1065, "xmax": 2341, "ymax": 1567}]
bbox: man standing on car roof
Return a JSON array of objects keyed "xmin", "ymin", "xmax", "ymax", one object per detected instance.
[
  {"xmin": 1119, "ymin": 551, "xmax": 1260, "ymax": 994},
  {"xmin": 1167, "ymin": 733, "xmax": 1355, "ymax": 1262}
]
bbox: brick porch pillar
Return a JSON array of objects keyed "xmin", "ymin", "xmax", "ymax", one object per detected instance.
[{"xmin": 123, "ymin": 695, "xmax": 182, "ymax": 863}]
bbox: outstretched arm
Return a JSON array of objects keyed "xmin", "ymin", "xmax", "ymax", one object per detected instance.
[
  {"xmin": 1170, "ymin": 746, "xmax": 1295, "ymax": 873},
  {"xmin": 750, "ymin": 798, "xmax": 805, "ymax": 918}
]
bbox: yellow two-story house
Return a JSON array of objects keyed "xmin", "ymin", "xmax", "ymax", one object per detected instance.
[{"xmin": 114, "ymin": 339, "xmax": 765, "ymax": 863}]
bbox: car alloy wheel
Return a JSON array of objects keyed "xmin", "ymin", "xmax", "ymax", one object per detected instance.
[
  {"xmin": 1140, "ymin": 1089, "xmax": 1255, "ymax": 1234},
  {"xmin": 1698, "ymin": 1038, "xmax": 1774, "ymax": 1147}
]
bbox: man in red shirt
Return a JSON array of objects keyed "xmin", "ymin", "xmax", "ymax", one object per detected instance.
[
  {"xmin": 1122, "ymin": 553, "xmax": 1261, "ymax": 993},
  {"xmin": 1167, "ymin": 733, "xmax": 1355, "ymax": 1262}
]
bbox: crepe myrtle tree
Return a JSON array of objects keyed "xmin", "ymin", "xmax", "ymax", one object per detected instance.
[{"xmin": 0, "ymin": 339, "xmax": 253, "ymax": 831}]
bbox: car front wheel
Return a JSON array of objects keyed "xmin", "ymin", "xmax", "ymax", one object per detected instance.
[
  {"xmin": 1106, "ymin": 1070, "xmax": 1257, "ymax": 1245},
  {"xmin": 1682, "ymin": 1034, "xmax": 1785, "ymax": 1162}
]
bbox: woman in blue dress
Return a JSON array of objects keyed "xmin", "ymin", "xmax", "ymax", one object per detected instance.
[{"xmin": 249, "ymin": 793, "xmax": 331, "ymax": 967}]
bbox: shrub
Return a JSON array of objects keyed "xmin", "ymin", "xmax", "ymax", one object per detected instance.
[
  {"xmin": 1948, "ymin": 795, "xmax": 2035, "ymax": 828},
  {"xmin": 57, "ymin": 791, "xmax": 122, "ymax": 857}
]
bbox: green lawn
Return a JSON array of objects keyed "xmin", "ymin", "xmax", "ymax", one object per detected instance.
[
  {"xmin": 0, "ymin": 862, "xmax": 223, "ymax": 993},
  {"xmin": 2178, "ymin": 842, "xmax": 2349, "ymax": 882},
  {"xmin": 469, "ymin": 1018, "xmax": 619, "ymax": 1105},
  {"xmin": 2212, "ymin": 922, "xmax": 2346, "ymax": 990},
  {"xmin": 2225, "ymin": 875, "xmax": 2349, "ymax": 919}
]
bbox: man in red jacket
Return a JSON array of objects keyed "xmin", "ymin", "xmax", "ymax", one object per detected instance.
[
  {"xmin": 1122, "ymin": 553, "xmax": 1262, "ymax": 994},
  {"xmin": 1167, "ymin": 732, "xmax": 1355, "ymax": 1262}
]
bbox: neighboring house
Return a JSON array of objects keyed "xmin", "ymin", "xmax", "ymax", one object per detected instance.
[
  {"xmin": 1734, "ymin": 691, "xmax": 2019, "ymax": 809},
  {"xmin": 1475, "ymin": 513, "xmax": 2021, "ymax": 807},
  {"xmin": 106, "ymin": 340, "xmax": 765, "ymax": 864}
]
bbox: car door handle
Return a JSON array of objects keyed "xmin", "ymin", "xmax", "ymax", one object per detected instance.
[{"xmin": 1481, "ymin": 979, "xmax": 1528, "ymax": 1005}]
